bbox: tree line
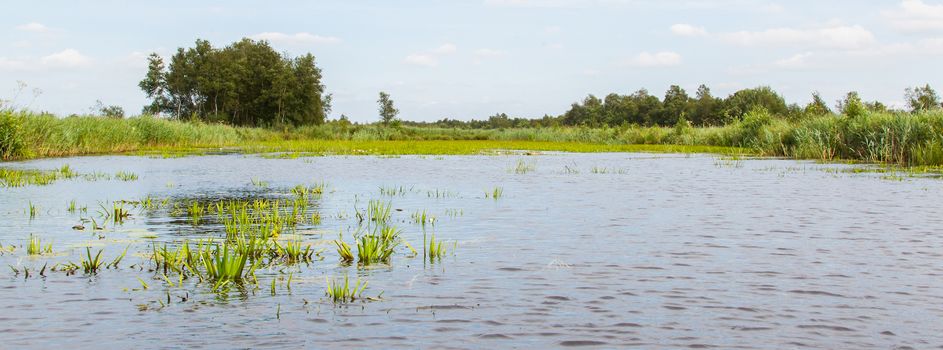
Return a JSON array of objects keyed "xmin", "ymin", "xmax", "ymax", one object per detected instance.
[
  {"xmin": 406, "ymin": 84, "xmax": 941, "ymax": 129},
  {"xmin": 139, "ymin": 38, "xmax": 331, "ymax": 126}
]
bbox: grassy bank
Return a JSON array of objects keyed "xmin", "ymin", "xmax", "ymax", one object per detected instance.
[{"xmin": 4, "ymin": 109, "xmax": 943, "ymax": 166}]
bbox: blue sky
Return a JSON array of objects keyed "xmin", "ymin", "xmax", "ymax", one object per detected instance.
[{"xmin": 2, "ymin": 0, "xmax": 942, "ymax": 122}]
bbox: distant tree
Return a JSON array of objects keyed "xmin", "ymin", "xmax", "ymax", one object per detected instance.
[
  {"xmin": 139, "ymin": 53, "xmax": 169, "ymax": 115},
  {"xmin": 723, "ymin": 86, "xmax": 788, "ymax": 121},
  {"xmin": 865, "ymin": 100, "xmax": 887, "ymax": 113},
  {"xmin": 837, "ymin": 91, "xmax": 866, "ymax": 118},
  {"xmin": 905, "ymin": 84, "xmax": 941, "ymax": 113},
  {"xmin": 692, "ymin": 84, "xmax": 722, "ymax": 126},
  {"xmin": 659, "ymin": 85, "xmax": 692, "ymax": 126},
  {"xmin": 803, "ymin": 91, "xmax": 831, "ymax": 116},
  {"xmin": 378, "ymin": 91, "xmax": 399, "ymax": 125},
  {"xmin": 91, "ymin": 99, "xmax": 125, "ymax": 118}
]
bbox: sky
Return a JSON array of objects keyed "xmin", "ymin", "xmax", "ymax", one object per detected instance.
[{"xmin": 1, "ymin": 0, "xmax": 942, "ymax": 122}]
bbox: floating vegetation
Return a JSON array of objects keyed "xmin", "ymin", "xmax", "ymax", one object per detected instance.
[
  {"xmin": 114, "ymin": 171, "xmax": 139, "ymax": 181},
  {"xmin": 325, "ymin": 276, "xmax": 368, "ymax": 304},
  {"xmin": 26, "ymin": 235, "xmax": 52, "ymax": 255}
]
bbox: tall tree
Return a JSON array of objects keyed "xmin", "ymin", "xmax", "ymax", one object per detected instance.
[
  {"xmin": 378, "ymin": 91, "xmax": 399, "ymax": 125},
  {"xmin": 803, "ymin": 91, "xmax": 831, "ymax": 116},
  {"xmin": 139, "ymin": 38, "xmax": 330, "ymax": 126}
]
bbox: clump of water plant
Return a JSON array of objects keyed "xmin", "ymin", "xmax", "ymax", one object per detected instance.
[
  {"xmin": 26, "ymin": 235, "xmax": 53, "ymax": 255},
  {"xmin": 512, "ymin": 159, "xmax": 535, "ymax": 174},
  {"xmin": 273, "ymin": 240, "xmax": 313, "ymax": 263},
  {"xmin": 199, "ymin": 241, "xmax": 260, "ymax": 289},
  {"xmin": 114, "ymin": 171, "xmax": 139, "ymax": 181},
  {"xmin": 411, "ymin": 210, "xmax": 436, "ymax": 226},
  {"xmin": 335, "ymin": 240, "xmax": 354, "ymax": 264},
  {"xmin": 356, "ymin": 234, "xmax": 397, "ymax": 265},
  {"xmin": 28, "ymin": 201, "xmax": 37, "ymax": 219},
  {"xmin": 426, "ymin": 234, "xmax": 446, "ymax": 262},
  {"xmin": 81, "ymin": 247, "xmax": 105, "ymax": 274},
  {"xmin": 325, "ymin": 275, "xmax": 368, "ymax": 304},
  {"xmin": 187, "ymin": 201, "xmax": 206, "ymax": 225},
  {"xmin": 485, "ymin": 187, "xmax": 503, "ymax": 199}
]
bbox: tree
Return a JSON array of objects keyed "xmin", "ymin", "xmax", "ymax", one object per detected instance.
[
  {"xmin": 905, "ymin": 84, "xmax": 940, "ymax": 113},
  {"xmin": 723, "ymin": 86, "xmax": 788, "ymax": 121},
  {"xmin": 139, "ymin": 53, "xmax": 168, "ymax": 115},
  {"xmin": 692, "ymin": 84, "xmax": 722, "ymax": 126},
  {"xmin": 139, "ymin": 38, "xmax": 330, "ymax": 126},
  {"xmin": 659, "ymin": 85, "xmax": 692, "ymax": 126},
  {"xmin": 91, "ymin": 100, "xmax": 125, "ymax": 118},
  {"xmin": 803, "ymin": 91, "xmax": 831, "ymax": 116},
  {"xmin": 837, "ymin": 91, "xmax": 866, "ymax": 118},
  {"xmin": 378, "ymin": 91, "xmax": 399, "ymax": 125}
]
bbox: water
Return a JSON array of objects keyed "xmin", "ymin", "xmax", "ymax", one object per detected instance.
[{"xmin": 1, "ymin": 153, "xmax": 941, "ymax": 349}]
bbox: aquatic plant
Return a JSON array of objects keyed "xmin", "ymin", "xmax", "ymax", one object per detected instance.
[
  {"xmin": 28, "ymin": 201, "xmax": 37, "ymax": 219},
  {"xmin": 411, "ymin": 210, "xmax": 436, "ymax": 226},
  {"xmin": 115, "ymin": 171, "xmax": 139, "ymax": 181},
  {"xmin": 26, "ymin": 235, "xmax": 52, "ymax": 255},
  {"xmin": 356, "ymin": 234, "xmax": 397, "ymax": 266},
  {"xmin": 513, "ymin": 159, "xmax": 536, "ymax": 174},
  {"xmin": 325, "ymin": 275, "xmax": 368, "ymax": 304},
  {"xmin": 334, "ymin": 240, "xmax": 354, "ymax": 264},
  {"xmin": 426, "ymin": 234, "xmax": 446, "ymax": 262},
  {"xmin": 187, "ymin": 201, "xmax": 206, "ymax": 225},
  {"xmin": 81, "ymin": 247, "xmax": 105, "ymax": 274},
  {"xmin": 273, "ymin": 240, "xmax": 313, "ymax": 263},
  {"xmin": 486, "ymin": 187, "xmax": 503, "ymax": 199},
  {"xmin": 199, "ymin": 242, "xmax": 259, "ymax": 289}
]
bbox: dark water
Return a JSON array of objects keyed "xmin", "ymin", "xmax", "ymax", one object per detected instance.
[{"xmin": 1, "ymin": 153, "xmax": 941, "ymax": 349}]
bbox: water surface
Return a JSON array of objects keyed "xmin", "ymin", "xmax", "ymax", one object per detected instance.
[{"xmin": 1, "ymin": 153, "xmax": 941, "ymax": 349}]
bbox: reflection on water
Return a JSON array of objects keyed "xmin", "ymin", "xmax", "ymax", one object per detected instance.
[{"xmin": 1, "ymin": 153, "xmax": 941, "ymax": 349}]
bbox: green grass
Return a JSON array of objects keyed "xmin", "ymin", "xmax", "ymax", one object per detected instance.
[
  {"xmin": 426, "ymin": 234, "xmax": 446, "ymax": 263},
  {"xmin": 8, "ymin": 109, "xmax": 943, "ymax": 169}
]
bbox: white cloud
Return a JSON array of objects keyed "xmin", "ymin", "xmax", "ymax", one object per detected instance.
[
  {"xmin": 430, "ymin": 43, "xmax": 458, "ymax": 55},
  {"xmin": 474, "ymin": 48, "xmax": 507, "ymax": 57},
  {"xmin": 15, "ymin": 22, "xmax": 49, "ymax": 33},
  {"xmin": 0, "ymin": 57, "xmax": 29, "ymax": 71},
  {"xmin": 719, "ymin": 25, "xmax": 875, "ymax": 49},
  {"xmin": 41, "ymin": 49, "xmax": 92, "ymax": 68},
  {"xmin": 404, "ymin": 54, "xmax": 438, "ymax": 67},
  {"xmin": 628, "ymin": 51, "xmax": 682, "ymax": 67},
  {"xmin": 773, "ymin": 52, "xmax": 813, "ymax": 68},
  {"xmin": 884, "ymin": 0, "xmax": 943, "ymax": 32},
  {"xmin": 670, "ymin": 23, "xmax": 708, "ymax": 37},
  {"xmin": 249, "ymin": 32, "xmax": 341, "ymax": 45}
]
